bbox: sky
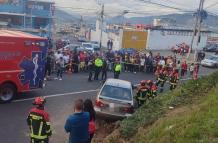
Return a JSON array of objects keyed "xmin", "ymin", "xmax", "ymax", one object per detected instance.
[{"xmin": 54, "ymin": 0, "xmax": 218, "ymax": 17}]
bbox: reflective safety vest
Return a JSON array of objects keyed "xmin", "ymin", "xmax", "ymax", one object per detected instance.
[
  {"xmin": 137, "ymin": 88, "xmax": 148, "ymax": 101},
  {"xmin": 115, "ymin": 64, "xmax": 121, "ymax": 72},
  {"xmin": 170, "ymin": 75, "xmax": 179, "ymax": 85},
  {"xmin": 27, "ymin": 108, "xmax": 52, "ymax": 140},
  {"xmin": 95, "ymin": 58, "xmax": 103, "ymax": 67}
]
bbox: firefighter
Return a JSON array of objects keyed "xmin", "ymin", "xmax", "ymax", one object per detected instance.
[
  {"xmin": 147, "ymin": 80, "xmax": 158, "ymax": 98},
  {"xmin": 136, "ymin": 80, "xmax": 148, "ymax": 107},
  {"xmin": 169, "ymin": 69, "xmax": 179, "ymax": 90},
  {"xmin": 156, "ymin": 70, "xmax": 168, "ymax": 93},
  {"xmin": 27, "ymin": 97, "xmax": 52, "ymax": 143}
]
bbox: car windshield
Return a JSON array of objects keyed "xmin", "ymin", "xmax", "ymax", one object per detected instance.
[
  {"xmin": 208, "ymin": 56, "xmax": 218, "ymax": 61},
  {"xmin": 100, "ymin": 85, "xmax": 132, "ymax": 101},
  {"xmin": 83, "ymin": 44, "xmax": 92, "ymax": 48}
]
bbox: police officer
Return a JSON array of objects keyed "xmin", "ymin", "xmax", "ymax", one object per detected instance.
[
  {"xmin": 114, "ymin": 61, "xmax": 122, "ymax": 79},
  {"xmin": 94, "ymin": 55, "xmax": 103, "ymax": 80},
  {"xmin": 156, "ymin": 70, "xmax": 168, "ymax": 92},
  {"xmin": 136, "ymin": 80, "xmax": 148, "ymax": 107},
  {"xmin": 27, "ymin": 97, "xmax": 52, "ymax": 143},
  {"xmin": 169, "ymin": 69, "xmax": 179, "ymax": 90}
]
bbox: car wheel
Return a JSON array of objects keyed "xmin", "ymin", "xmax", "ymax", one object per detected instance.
[{"xmin": 0, "ymin": 83, "xmax": 16, "ymax": 103}]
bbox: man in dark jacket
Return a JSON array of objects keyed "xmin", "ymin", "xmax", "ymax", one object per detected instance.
[
  {"xmin": 101, "ymin": 59, "xmax": 108, "ymax": 81},
  {"xmin": 88, "ymin": 60, "xmax": 94, "ymax": 81},
  {"xmin": 65, "ymin": 99, "xmax": 90, "ymax": 143}
]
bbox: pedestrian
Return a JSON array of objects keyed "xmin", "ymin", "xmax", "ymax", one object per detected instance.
[
  {"xmin": 101, "ymin": 59, "xmax": 108, "ymax": 81},
  {"xmin": 88, "ymin": 60, "xmax": 94, "ymax": 82},
  {"xmin": 140, "ymin": 56, "xmax": 145, "ymax": 72},
  {"xmin": 83, "ymin": 99, "xmax": 96, "ymax": 143},
  {"xmin": 65, "ymin": 99, "xmax": 90, "ymax": 143},
  {"xmin": 189, "ymin": 63, "xmax": 194, "ymax": 77},
  {"xmin": 114, "ymin": 61, "xmax": 122, "ymax": 79},
  {"xmin": 56, "ymin": 57, "xmax": 64, "ymax": 80},
  {"xmin": 27, "ymin": 97, "xmax": 52, "ymax": 143},
  {"xmin": 45, "ymin": 52, "xmax": 53, "ymax": 80},
  {"xmin": 181, "ymin": 60, "xmax": 188, "ymax": 77}
]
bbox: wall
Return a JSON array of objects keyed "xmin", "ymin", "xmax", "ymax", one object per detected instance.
[
  {"xmin": 147, "ymin": 29, "xmax": 209, "ymax": 50},
  {"xmin": 90, "ymin": 20, "xmax": 121, "ymax": 50}
]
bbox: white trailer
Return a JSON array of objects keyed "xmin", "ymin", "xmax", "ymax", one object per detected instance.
[{"xmin": 146, "ymin": 29, "xmax": 210, "ymax": 50}]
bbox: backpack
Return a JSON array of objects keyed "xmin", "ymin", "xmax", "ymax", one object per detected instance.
[{"xmin": 88, "ymin": 119, "xmax": 96, "ymax": 134}]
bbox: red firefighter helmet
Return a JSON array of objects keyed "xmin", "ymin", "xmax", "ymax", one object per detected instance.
[
  {"xmin": 140, "ymin": 80, "xmax": 146, "ymax": 86},
  {"xmin": 33, "ymin": 97, "xmax": 46, "ymax": 106},
  {"xmin": 147, "ymin": 80, "xmax": 153, "ymax": 84}
]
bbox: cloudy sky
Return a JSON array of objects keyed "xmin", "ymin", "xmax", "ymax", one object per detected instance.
[{"xmin": 54, "ymin": 0, "xmax": 218, "ymax": 17}]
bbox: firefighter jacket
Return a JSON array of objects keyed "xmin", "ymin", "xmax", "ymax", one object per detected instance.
[
  {"xmin": 136, "ymin": 87, "xmax": 148, "ymax": 101},
  {"xmin": 158, "ymin": 73, "xmax": 167, "ymax": 82},
  {"xmin": 27, "ymin": 107, "xmax": 52, "ymax": 140},
  {"xmin": 170, "ymin": 74, "xmax": 179, "ymax": 85}
]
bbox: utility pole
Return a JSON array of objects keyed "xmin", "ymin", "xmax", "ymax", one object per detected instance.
[
  {"xmin": 99, "ymin": 4, "xmax": 104, "ymax": 49},
  {"xmin": 194, "ymin": 0, "xmax": 205, "ymax": 61},
  {"xmin": 187, "ymin": 0, "xmax": 205, "ymax": 61}
]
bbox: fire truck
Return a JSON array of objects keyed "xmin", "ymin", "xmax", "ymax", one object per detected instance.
[{"xmin": 0, "ymin": 30, "xmax": 48, "ymax": 103}]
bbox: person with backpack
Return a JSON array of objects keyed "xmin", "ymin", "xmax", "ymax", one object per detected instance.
[{"xmin": 84, "ymin": 99, "xmax": 96, "ymax": 143}]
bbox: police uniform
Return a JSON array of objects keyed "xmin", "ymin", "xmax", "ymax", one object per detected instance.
[
  {"xmin": 94, "ymin": 57, "xmax": 103, "ymax": 80},
  {"xmin": 114, "ymin": 63, "xmax": 121, "ymax": 79}
]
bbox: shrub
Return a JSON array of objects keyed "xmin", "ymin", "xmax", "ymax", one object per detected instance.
[{"xmin": 119, "ymin": 71, "xmax": 218, "ymax": 139}]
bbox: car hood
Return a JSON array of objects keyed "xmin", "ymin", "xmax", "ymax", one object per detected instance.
[{"xmin": 202, "ymin": 59, "xmax": 217, "ymax": 64}]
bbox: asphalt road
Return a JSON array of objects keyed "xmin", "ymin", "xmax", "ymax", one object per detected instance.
[{"xmin": 0, "ymin": 67, "xmax": 217, "ymax": 143}]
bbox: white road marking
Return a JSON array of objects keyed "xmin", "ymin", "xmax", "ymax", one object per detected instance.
[{"xmin": 13, "ymin": 89, "xmax": 99, "ymax": 103}]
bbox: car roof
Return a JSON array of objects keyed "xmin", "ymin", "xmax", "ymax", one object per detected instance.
[
  {"xmin": 0, "ymin": 30, "xmax": 46, "ymax": 40},
  {"xmin": 104, "ymin": 78, "xmax": 132, "ymax": 89}
]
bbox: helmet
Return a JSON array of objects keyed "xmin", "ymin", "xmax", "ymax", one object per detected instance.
[
  {"xmin": 140, "ymin": 80, "xmax": 146, "ymax": 86},
  {"xmin": 33, "ymin": 97, "xmax": 46, "ymax": 106},
  {"xmin": 147, "ymin": 80, "xmax": 153, "ymax": 84}
]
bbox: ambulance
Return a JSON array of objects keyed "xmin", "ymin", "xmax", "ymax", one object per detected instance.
[{"xmin": 0, "ymin": 30, "xmax": 48, "ymax": 103}]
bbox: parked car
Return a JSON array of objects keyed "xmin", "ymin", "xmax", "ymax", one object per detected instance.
[
  {"xmin": 203, "ymin": 44, "xmax": 218, "ymax": 52},
  {"xmin": 82, "ymin": 42, "xmax": 100, "ymax": 52},
  {"xmin": 94, "ymin": 79, "xmax": 135, "ymax": 119},
  {"xmin": 201, "ymin": 55, "xmax": 218, "ymax": 68},
  {"xmin": 59, "ymin": 44, "xmax": 85, "ymax": 52}
]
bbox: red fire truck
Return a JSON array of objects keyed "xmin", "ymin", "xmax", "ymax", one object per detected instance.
[{"xmin": 0, "ymin": 30, "xmax": 48, "ymax": 103}]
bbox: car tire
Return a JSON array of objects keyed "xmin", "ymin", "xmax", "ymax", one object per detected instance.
[{"xmin": 0, "ymin": 83, "xmax": 16, "ymax": 103}]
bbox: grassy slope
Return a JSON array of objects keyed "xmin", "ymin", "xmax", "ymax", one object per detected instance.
[{"xmin": 132, "ymin": 87, "xmax": 218, "ymax": 143}]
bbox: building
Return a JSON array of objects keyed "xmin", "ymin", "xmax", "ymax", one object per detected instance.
[{"xmin": 0, "ymin": 0, "xmax": 55, "ymax": 37}]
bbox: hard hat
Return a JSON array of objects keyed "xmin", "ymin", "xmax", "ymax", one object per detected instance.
[
  {"xmin": 33, "ymin": 97, "xmax": 46, "ymax": 106},
  {"xmin": 140, "ymin": 80, "xmax": 146, "ymax": 86}
]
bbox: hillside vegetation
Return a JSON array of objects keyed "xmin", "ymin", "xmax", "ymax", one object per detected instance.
[{"xmin": 103, "ymin": 71, "xmax": 218, "ymax": 143}]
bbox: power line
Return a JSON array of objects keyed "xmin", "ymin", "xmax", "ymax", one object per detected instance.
[
  {"xmin": 138, "ymin": 0, "xmax": 190, "ymax": 11},
  {"xmin": 56, "ymin": 6, "xmax": 99, "ymax": 11}
]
